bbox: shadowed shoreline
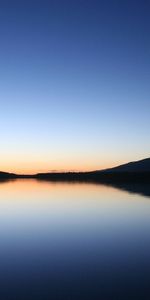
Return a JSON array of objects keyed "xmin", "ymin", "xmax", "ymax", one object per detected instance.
[
  {"xmin": 0, "ymin": 172, "xmax": 150, "ymax": 198},
  {"xmin": 0, "ymin": 158, "xmax": 150, "ymax": 197}
]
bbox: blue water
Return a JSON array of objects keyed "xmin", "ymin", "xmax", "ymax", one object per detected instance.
[{"xmin": 0, "ymin": 180, "xmax": 150, "ymax": 299}]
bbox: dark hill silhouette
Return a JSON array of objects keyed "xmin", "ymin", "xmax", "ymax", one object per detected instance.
[
  {"xmin": 97, "ymin": 157, "xmax": 150, "ymax": 173},
  {"xmin": 0, "ymin": 157, "xmax": 150, "ymax": 185},
  {"xmin": 35, "ymin": 157, "xmax": 150, "ymax": 182},
  {"xmin": 0, "ymin": 158, "xmax": 150, "ymax": 197},
  {"xmin": 0, "ymin": 171, "xmax": 16, "ymax": 179}
]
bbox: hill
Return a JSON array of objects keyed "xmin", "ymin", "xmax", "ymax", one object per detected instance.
[
  {"xmin": 97, "ymin": 157, "xmax": 150, "ymax": 173},
  {"xmin": 0, "ymin": 157, "xmax": 150, "ymax": 183},
  {"xmin": 0, "ymin": 171, "xmax": 16, "ymax": 180}
]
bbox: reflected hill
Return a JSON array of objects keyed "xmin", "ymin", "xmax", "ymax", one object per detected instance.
[
  {"xmin": 32, "ymin": 157, "xmax": 150, "ymax": 198},
  {"xmin": 105, "ymin": 182, "xmax": 150, "ymax": 198},
  {"xmin": 0, "ymin": 157, "xmax": 150, "ymax": 197}
]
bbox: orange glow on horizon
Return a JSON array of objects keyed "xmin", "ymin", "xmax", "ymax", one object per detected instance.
[
  {"xmin": 0, "ymin": 159, "xmax": 116, "ymax": 175},
  {"xmin": 0, "ymin": 152, "xmax": 133, "ymax": 175}
]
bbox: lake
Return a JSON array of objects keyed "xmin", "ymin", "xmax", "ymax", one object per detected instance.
[{"xmin": 0, "ymin": 179, "xmax": 150, "ymax": 299}]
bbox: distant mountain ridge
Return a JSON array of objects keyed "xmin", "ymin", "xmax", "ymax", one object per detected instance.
[
  {"xmin": 0, "ymin": 158, "xmax": 149, "ymax": 197},
  {"xmin": 0, "ymin": 158, "xmax": 150, "ymax": 183},
  {"xmin": 99, "ymin": 157, "xmax": 150, "ymax": 173},
  {"xmin": 0, "ymin": 171, "xmax": 16, "ymax": 178}
]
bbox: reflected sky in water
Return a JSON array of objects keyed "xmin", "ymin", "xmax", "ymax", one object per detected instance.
[{"xmin": 0, "ymin": 180, "xmax": 150, "ymax": 299}]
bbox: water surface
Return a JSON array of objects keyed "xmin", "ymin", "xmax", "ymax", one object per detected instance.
[{"xmin": 0, "ymin": 180, "xmax": 150, "ymax": 299}]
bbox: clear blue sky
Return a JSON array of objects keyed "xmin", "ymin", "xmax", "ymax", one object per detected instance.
[{"xmin": 0, "ymin": 0, "xmax": 149, "ymax": 173}]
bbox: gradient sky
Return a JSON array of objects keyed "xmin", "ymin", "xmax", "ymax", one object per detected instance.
[{"xmin": 0, "ymin": 0, "xmax": 150, "ymax": 173}]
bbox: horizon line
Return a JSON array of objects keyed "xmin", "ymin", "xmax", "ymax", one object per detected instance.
[{"xmin": 0, "ymin": 156, "xmax": 149, "ymax": 176}]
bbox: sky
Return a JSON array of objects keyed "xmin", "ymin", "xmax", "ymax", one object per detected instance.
[{"xmin": 0, "ymin": 0, "xmax": 149, "ymax": 174}]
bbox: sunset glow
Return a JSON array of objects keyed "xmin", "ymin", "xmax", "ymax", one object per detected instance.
[{"xmin": 0, "ymin": 0, "xmax": 149, "ymax": 173}]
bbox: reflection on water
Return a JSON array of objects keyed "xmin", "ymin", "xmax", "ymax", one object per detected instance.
[{"xmin": 0, "ymin": 180, "xmax": 150, "ymax": 299}]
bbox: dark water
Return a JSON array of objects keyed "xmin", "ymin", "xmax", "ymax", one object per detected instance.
[{"xmin": 0, "ymin": 180, "xmax": 150, "ymax": 300}]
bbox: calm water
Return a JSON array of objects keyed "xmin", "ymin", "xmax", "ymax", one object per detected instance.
[{"xmin": 0, "ymin": 179, "xmax": 150, "ymax": 300}]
